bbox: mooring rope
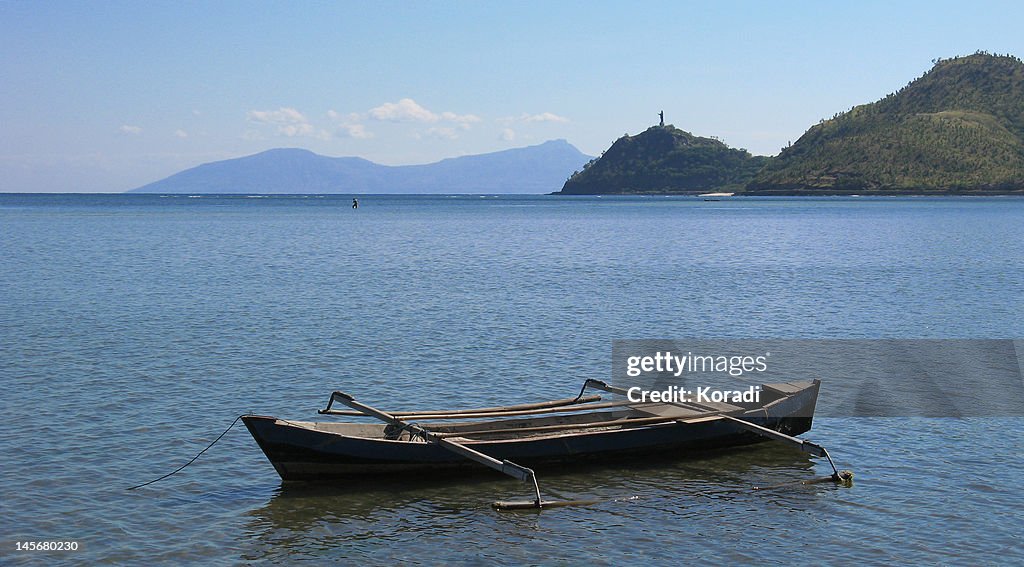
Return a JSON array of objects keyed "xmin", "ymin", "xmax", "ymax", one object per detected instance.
[{"xmin": 127, "ymin": 414, "xmax": 244, "ymax": 491}]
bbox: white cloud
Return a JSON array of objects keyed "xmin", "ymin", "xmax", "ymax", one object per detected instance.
[
  {"xmin": 119, "ymin": 124, "xmax": 143, "ymax": 135},
  {"xmin": 327, "ymin": 110, "xmax": 361, "ymax": 123},
  {"xmin": 441, "ymin": 111, "xmax": 482, "ymax": 127},
  {"xmin": 247, "ymin": 107, "xmax": 307, "ymax": 125},
  {"xmin": 327, "ymin": 110, "xmax": 373, "ymax": 139},
  {"xmin": 341, "ymin": 123, "xmax": 372, "ymax": 139},
  {"xmin": 369, "ymin": 99, "xmax": 480, "ymax": 128},
  {"xmin": 525, "ymin": 112, "xmax": 568, "ymax": 123},
  {"xmin": 499, "ymin": 112, "xmax": 570, "ymax": 124},
  {"xmin": 281, "ymin": 123, "xmax": 317, "ymax": 137},
  {"xmin": 500, "ymin": 128, "xmax": 516, "ymax": 141},
  {"xmin": 174, "ymin": 129, "xmax": 188, "ymax": 139},
  {"xmin": 247, "ymin": 107, "xmax": 327, "ymax": 139},
  {"xmin": 370, "ymin": 98, "xmax": 438, "ymax": 122}
]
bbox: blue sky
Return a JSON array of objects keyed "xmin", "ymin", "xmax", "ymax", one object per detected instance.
[{"xmin": 2, "ymin": 0, "xmax": 1022, "ymax": 192}]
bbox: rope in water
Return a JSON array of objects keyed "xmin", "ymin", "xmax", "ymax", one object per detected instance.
[{"xmin": 126, "ymin": 415, "xmax": 244, "ymax": 491}]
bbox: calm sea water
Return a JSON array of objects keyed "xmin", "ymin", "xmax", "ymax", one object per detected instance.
[{"xmin": 1, "ymin": 194, "xmax": 1022, "ymax": 565}]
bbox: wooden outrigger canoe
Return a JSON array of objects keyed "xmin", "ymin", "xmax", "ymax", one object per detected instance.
[{"xmin": 242, "ymin": 379, "xmax": 849, "ymax": 508}]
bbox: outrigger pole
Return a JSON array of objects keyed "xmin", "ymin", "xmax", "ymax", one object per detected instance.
[
  {"xmin": 318, "ymin": 380, "xmax": 851, "ymax": 511},
  {"xmin": 319, "ymin": 391, "xmax": 573, "ymax": 509},
  {"xmin": 580, "ymin": 379, "xmax": 853, "ymax": 485}
]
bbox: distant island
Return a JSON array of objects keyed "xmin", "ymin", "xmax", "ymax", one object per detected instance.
[
  {"xmin": 558, "ymin": 125, "xmax": 768, "ymax": 195},
  {"xmin": 129, "ymin": 140, "xmax": 592, "ymax": 194},
  {"xmin": 557, "ymin": 52, "xmax": 1024, "ymax": 195}
]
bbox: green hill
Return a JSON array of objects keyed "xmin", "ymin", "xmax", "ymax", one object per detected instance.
[
  {"xmin": 748, "ymin": 53, "xmax": 1024, "ymax": 193},
  {"xmin": 557, "ymin": 125, "xmax": 768, "ymax": 194}
]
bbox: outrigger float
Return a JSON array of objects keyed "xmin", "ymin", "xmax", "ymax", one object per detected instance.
[{"xmin": 242, "ymin": 379, "xmax": 851, "ymax": 509}]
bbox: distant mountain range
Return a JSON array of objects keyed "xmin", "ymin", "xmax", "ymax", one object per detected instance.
[
  {"xmin": 129, "ymin": 139, "xmax": 592, "ymax": 194},
  {"xmin": 133, "ymin": 54, "xmax": 1024, "ymax": 196}
]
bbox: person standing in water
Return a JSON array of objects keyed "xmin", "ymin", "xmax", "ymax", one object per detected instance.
[{"xmin": 352, "ymin": 198, "xmax": 359, "ymax": 209}]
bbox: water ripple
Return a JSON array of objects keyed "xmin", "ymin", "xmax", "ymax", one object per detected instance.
[{"xmin": 2, "ymin": 195, "xmax": 1023, "ymax": 564}]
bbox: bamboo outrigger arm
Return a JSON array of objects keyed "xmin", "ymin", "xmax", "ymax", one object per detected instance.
[
  {"xmin": 580, "ymin": 379, "xmax": 853, "ymax": 484},
  {"xmin": 320, "ymin": 391, "xmax": 547, "ymax": 508}
]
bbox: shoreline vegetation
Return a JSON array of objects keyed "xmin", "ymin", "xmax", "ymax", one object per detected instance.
[{"xmin": 556, "ymin": 52, "xmax": 1024, "ymax": 196}]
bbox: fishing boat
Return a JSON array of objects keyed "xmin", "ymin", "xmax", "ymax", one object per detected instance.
[{"xmin": 243, "ymin": 379, "xmax": 849, "ymax": 508}]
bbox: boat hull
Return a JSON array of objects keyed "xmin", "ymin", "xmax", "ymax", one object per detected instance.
[{"xmin": 243, "ymin": 381, "xmax": 819, "ymax": 481}]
